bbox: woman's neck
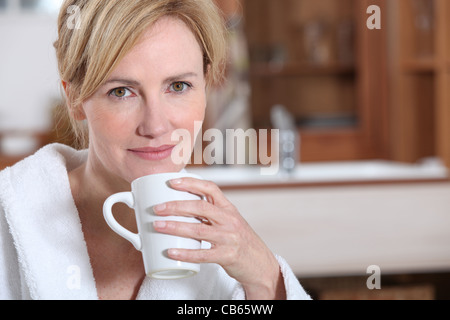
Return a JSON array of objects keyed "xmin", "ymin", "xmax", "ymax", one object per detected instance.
[
  {"xmin": 68, "ymin": 157, "xmax": 136, "ymax": 239},
  {"xmin": 68, "ymin": 159, "xmax": 145, "ymax": 299}
]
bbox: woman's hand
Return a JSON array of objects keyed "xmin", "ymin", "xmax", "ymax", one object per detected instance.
[{"xmin": 152, "ymin": 177, "xmax": 286, "ymax": 300}]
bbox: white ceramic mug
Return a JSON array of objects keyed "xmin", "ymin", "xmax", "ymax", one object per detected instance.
[{"xmin": 103, "ymin": 172, "xmax": 203, "ymax": 280}]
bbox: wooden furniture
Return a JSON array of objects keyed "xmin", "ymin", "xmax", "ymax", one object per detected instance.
[
  {"xmin": 242, "ymin": 0, "xmax": 450, "ymax": 167},
  {"xmin": 242, "ymin": 0, "xmax": 389, "ymax": 162},
  {"xmin": 389, "ymin": 0, "xmax": 450, "ymax": 167},
  {"xmin": 0, "ymin": 155, "xmax": 21, "ymax": 170}
]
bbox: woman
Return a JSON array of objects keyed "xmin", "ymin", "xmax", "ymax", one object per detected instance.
[{"xmin": 0, "ymin": 0, "xmax": 310, "ymax": 300}]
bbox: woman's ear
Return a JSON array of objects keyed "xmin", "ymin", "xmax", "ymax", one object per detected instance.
[
  {"xmin": 62, "ymin": 81, "xmax": 86, "ymax": 121},
  {"xmin": 72, "ymin": 105, "xmax": 87, "ymax": 121}
]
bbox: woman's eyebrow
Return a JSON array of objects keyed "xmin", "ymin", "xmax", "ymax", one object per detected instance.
[
  {"xmin": 163, "ymin": 72, "xmax": 199, "ymax": 84},
  {"xmin": 103, "ymin": 78, "xmax": 141, "ymax": 87}
]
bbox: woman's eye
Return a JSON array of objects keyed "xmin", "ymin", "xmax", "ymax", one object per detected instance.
[
  {"xmin": 170, "ymin": 82, "xmax": 191, "ymax": 93},
  {"xmin": 109, "ymin": 87, "xmax": 132, "ymax": 98}
]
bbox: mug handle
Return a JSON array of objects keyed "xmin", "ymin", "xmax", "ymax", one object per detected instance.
[{"xmin": 103, "ymin": 192, "xmax": 142, "ymax": 251}]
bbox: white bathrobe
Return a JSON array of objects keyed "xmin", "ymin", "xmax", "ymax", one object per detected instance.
[{"xmin": 0, "ymin": 143, "xmax": 310, "ymax": 300}]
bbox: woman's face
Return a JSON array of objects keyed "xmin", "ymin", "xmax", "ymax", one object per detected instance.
[{"xmin": 80, "ymin": 17, "xmax": 206, "ymax": 184}]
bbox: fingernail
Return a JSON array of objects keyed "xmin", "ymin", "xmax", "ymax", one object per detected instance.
[
  {"xmin": 154, "ymin": 220, "xmax": 167, "ymax": 229},
  {"xmin": 170, "ymin": 178, "xmax": 183, "ymax": 185},
  {"xmin": 168, "ymin": 249, "xmax": 180, "ymax": 257},
  {"xmin": 153, "ymin": 203, "xmax": 166, "ymax": 212}
]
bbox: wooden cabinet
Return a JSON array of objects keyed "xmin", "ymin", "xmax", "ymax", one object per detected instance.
[
  {"xmin": 389, "ymin": 0, "xmax": 450, "ymax": 167},
  {"xmin": 242, "ymin": 0, "xmax": 450, "ymax": 167},
  {"xmin": 243, "ymin": 0, "xmax": 389, "ymax": 162}
]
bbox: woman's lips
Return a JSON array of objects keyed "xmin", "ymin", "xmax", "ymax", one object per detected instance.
[{"xmin": 128, "ymin": 145, "xmax": 176, "ymax": 161}]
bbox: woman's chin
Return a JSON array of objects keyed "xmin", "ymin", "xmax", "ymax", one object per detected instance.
[{"xmin": 128, "ymin": 163, "xmax": 187, "ymax": 181}]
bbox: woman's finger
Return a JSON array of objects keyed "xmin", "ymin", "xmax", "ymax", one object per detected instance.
[
  {"xmin": 168, "ymin": 177, "xmax": 231, "ymax": 208},
  {"xmin": 153, "ymin": 219, "xmax": 221, "ymax": 243},
  {"xmin": 153, "ymin": 199, "xmax": 222, "ymax": 225},
  {"xmin": 167, "ymin": 248, "xmax": 218, "ymax": 264}
]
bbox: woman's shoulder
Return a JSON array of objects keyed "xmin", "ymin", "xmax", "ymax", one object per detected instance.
[{"xmin": 0, "ymin": 143, "xmax": 87, "ymax": 203}]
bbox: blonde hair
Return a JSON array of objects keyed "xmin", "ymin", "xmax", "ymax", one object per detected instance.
[{"xmin": 54, "ymin": 0, "xmax": 227, "ymax": 148}]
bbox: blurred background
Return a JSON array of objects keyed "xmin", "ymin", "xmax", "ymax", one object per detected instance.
[{"xmin": 1, "ymin": 0, "xmax": 450, "ymax": 300}]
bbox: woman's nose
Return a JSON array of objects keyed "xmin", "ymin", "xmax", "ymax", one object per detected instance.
[{"xmin": 136, "ymin": 99, "xmax": 171, "ymax": 138}]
